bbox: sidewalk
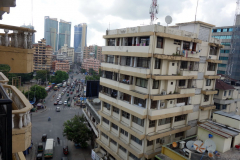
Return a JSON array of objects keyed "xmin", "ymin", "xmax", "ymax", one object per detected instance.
[{"xmin": 25, "ymin": 144, "xmax": 36, "ymax": 160}]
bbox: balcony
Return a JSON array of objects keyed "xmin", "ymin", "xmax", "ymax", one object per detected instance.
[
  {"xmin": 204, "ymin": 75, "xmax": 220, "ymax": 79},
  {"xmin": 151, "ymin": 93, "xmax": 195, "ymax": 101},
  {"xmin": 0, "ymin": 24, "xmax": 36, "ymax": 73},
  {"xmin": 201, "ymin": 90, "xmax": 218, "ymax": 95},
  {"xmin": 2, "ymin": 84, "xmax": 32, "ymax": 153},
  {"xmin": 176, "ymin": 87, "xmax": 195, "ymax": 94},
  {"xmin": 199, "ymin": 104, "xmax": 216, "ymax": 111},
  {"xmin": 148, "ymin": 105, "xmax": 193, "ymax": 120},
  {"xmin": 82, "ymin": 108, "xmax": 99, "ymax": 137},
  {"xmin": 153, "ymin": 53, "xmax": 200, "ymax": 62},
  {"xmin": 152, "ymin": 74, "xmax": 197, "ymax": 80},
  {"xmin": 179, "ymin": 70, "xmax": 198, "ymax": 76}
]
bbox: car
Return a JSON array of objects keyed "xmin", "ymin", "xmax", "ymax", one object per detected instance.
[
  {"xmin": 56, "ymin": 98, "xmax": 60, "ymax": 101},
  {"xmin": 67, "ymin": 91, "xmax": 69, "ymax": 93},
  {"xmin": 61, "ymin": 157, "xmax": 69, "ymax": 160},
  {"xmin": 54, "ymin": 101, "xmax": 58, "ymax": 105},
  {"xmin": 56, "ymin": 107, "xmax": 60, "ymax": 112},
  {"xmin": 36, "ymin": 153, "xmax": 43, "ymax": 160},
  {"xmin": 59, "ymin": 94, "xmax": 61, "ymax": 97},
  {"xmin": 70, "ymin": 91, "xmax": 73, "ymax": 94},
  {"xmin": 64, "ymin": 101, "xmax": 67, "ymax": 105},
  {"xmin": 58, "ymin": 101, "xmax": 63, "ymax": 105}
]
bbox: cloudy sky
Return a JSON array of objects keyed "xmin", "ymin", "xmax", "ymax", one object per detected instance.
[{"xmin": 1, "ymin": 0, "xmax": 236, "ymax": 47}]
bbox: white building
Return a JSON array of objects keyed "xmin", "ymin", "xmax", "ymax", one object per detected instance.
[{"xmin": 92, "ymin": 21, "xmax": 223, "ymax": 160}]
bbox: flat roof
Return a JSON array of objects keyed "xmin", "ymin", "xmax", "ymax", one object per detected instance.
[
  {"xmin": 214, "ymin": 111, "xmax": 240, "ymax": 121},
  {"xmin": 176, "ymin": 21, "xmax": 215, "ymax": 27},
  {"xmin": 86, "ymin": 99, "xmax": 101, "ymax": 122}
]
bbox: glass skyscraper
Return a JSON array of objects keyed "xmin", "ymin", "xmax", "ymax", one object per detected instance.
[
  {"xmin": 44, "ymin": 16, "xmax": 58, "ymax": 52},
  {"xmin": 58, "ymin": 19, "xmax": 71, "ymax": 51},
  {"xmin": 74, "ymin": 23, "xmax": 87, "ymax": 52}
]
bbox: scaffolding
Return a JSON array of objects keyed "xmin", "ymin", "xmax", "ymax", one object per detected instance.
[{"xmin": 227, "ymin": 0, "xmax": 240, "ymax": 80}]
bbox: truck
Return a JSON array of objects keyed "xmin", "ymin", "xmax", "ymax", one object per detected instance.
[
  {"xmin": 67, "ymin": 80, "xmax": 70, "ymax": 86},
  {"xmin": 63, "ymin": 82, "xmax": 66, "ymax": 88},
  {"xmin": 67, "ymin": 97, "xmax": 71, "ymax": 107},
  {"xmin": 44, "ymin": 138, "xmax": 54, "ymax": 158},
  {"xmin": 54, "ymin": 86, "xmax": 58, "ymax": 91}
]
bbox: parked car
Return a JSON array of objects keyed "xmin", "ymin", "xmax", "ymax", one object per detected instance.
[
  {"xmin": 36, "ymin": 153, "xmax": 43, "ymax": 160},
  {"xmin": 56, "ymin": 98, "xmax": 60, "ymax": 101},
  {"xmin": 64, "ymin": 101, "xmax": 67, "ymax": 105},
  {"xmin": 58, "ymin": 101, "xmax": 63, "ymax": 105},
  {"xmin": 54, "ymin": 101, "xmax": 58, "ymax": 105},
  {"xmin": 56, "ymin": 107, "xmax": 60, "ymax": 112}
]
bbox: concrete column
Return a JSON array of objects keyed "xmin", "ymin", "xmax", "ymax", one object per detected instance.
[
  {"xmin": 136, "ymin": 37, "xmax": 139, "ymax": 45},
  {"xmin": 4, "ymin": 29, "xmax": 9, "ymax": 46},
  {"xmin": 115, "ymin": 38, "xmax": 117, "ymax": 46},
  {"xmin": 119, "ymin": 108, "xmax": 122, "ymax": 121},
  {"xmin": 116, "ymin": 143, "xmax": 119, "ymax": 154},
  {"xmin": 132, "ymin": 37, "xmax": 134, "ymax": 46},
  {"xmin": 19, "ymin": 114, "xmax": 23, "ymax": 129},
  {"xmin": 134, "ymin": 57, "xmax": 137, "ymax": 67},
  {"xmin": 28, "ymin": 33, "xmax": 32, "ymax": 49},
  {"xmin": 13, "ymin": 30, "xmax": 18, "ymax": 47},
  {"xmin": 129, "ymin": 114, "xmax": 133, "ymax": 127},
  {"xmin": 131, "ymin": 96, "xmax": 134, "ymax": 105},
  {"xmin": 185, "ymin": 114, "xmax": 189, "ymax": 125},
  {"xmin": 23, "ymin": 32, "xmax": 28, "ymax": 49},
  {"xmin": 171, "ymin": 117, "xmax": 175, "ymax": 128},
  {"xmin": 12, "ymin": 114, "xmax": 15, "ymax": 129},
  {"xmin": 123, "ymin": 37, "xmax": 125, "ymax": 46},
  {"xmin": 119, "ymin": 38, "xmax": 122, "ymax": 46},
  {"xmin": 190, "ymin": 42, "xmax": 193, "ymax": 51},
  {"xmin": 110, "ymin": 105, "xmax": 113, "ymax": 116},
  {"xmin": 23, "ymin": 113, "xmax": 27, "ymax": 127},
  {"xmin": 180, "ymin": 40, "xmax": 183, "ymax": 50}
]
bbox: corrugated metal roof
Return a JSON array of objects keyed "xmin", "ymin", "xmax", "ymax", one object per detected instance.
[
  {"xmin": 198, "ymin": 122, "xmax": 237, "ymax": 138},
  {"xmin": 214, "ymin": 111, "xmax": 240, "ymax": 121}
]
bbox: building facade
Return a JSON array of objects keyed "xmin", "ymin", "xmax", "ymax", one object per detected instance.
[
  {"xmin": 33, "ymin": 39, "xmax": 53, "ymax": 72},
  {"xmin": 83, "ymin": 45, "xmax": 103, "ymax": 62},
  {"xmin": 59, "ymin": 44, "xmax": 75, "ymax": 63},
  {"xmin": 20, "ymin": 24, "xmax": 35, "ymax": 44},
  {"xmin": 93, "ymin": 22, "xmax": 222, "ymax": 160},
  {"xmin": 82, "ymin": 58, "xmax": 100, "ymax": 73},
  {"xmin": 58, "ymin": 19, "xmax": 71, "ymax": 51},
  {"xmin": 74, "ymin": 23, "xmax": 87, "ymax": 52},
  {"xmin": 51, "ymin": 60, "xmax": 70, "ymax": 72},
  {"xmin": 44, "ymin": 16, "xmax": 58, "ymax": 52}
]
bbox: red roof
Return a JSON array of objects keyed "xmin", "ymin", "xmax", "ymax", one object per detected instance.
[{"xmin": 215, "ymin": 79, "xmax": 235, "ymax": 90}]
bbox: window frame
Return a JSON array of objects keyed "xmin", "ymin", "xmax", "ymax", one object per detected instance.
[
  {"xmin": 204, "ymin": 95, "xmax": 209, "ymax": 102},
  {"xmin": 136, "ymin": 77, "xmax": 148, "ymax": 88},
  {"xmin": 153, "ymin": 80, "xmax": 159, "ymax": 89},
  {"xmin": 156, "ymin": 37, "xmax": 163, "ymax": 48},
  {"xmin": 206, "ymin": 79, "xmax": 211, "ymax": 86},
  {"xmin": 149, "ymin": 120, "xmax": 156, "ymax": 128},
  {"xmin": 154, "ymin": 58, "xmax": 161, "ymax": 69}
]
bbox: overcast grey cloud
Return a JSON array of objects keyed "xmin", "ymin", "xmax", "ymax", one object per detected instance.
[{"xmin": 0, "ymin": 0, "xmax": 236, "ymax": 47}]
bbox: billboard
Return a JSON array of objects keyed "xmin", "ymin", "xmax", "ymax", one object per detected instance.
[{"xmin": 86, "ymin": 80, "xmax": 100, "ymax": 98}]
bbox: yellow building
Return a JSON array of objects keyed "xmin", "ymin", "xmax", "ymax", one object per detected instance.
[{"xmin": 92, "ymin": 22, "xmax": 222, "ymax": 160}]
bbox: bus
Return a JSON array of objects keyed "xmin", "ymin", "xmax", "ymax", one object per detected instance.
[
  {"xmin": 44, "ymin": 138, "xmax": 54, "ymax": 158},
  {"xmin": 54, "ymin": 86, "xmax": 58, "ymax": 91}
]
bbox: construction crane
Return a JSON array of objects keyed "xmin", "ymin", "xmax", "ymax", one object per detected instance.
[
  {"xmin": 226, "ymin": 0, "xmax": 240, "ymax": 80},
  {"xmin": 149, "ymin": 0, "xmax": 159, "ymax": 25}
]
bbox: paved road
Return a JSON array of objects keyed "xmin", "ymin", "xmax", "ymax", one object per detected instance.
[{"xmin": 31, "ymin": 67, "xmax": 90, "ymax": 160}]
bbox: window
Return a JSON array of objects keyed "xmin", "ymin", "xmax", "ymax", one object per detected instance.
[
  {"xmin": 224, "ymin": 91, "xmax": 227, "ymax": 96},
  {"xmin": 175, "ymin": 132, "xmax": 184, "ymax": 138},
  {"xmin": 147, "ymin": 140, "xmax": 153, "ymax": 146},
  {"xmin": 222, "ymin": 105, "xmax": 227, "ymax": 110},
  {"xmin": 153, "ymin": 80, "xmax": 159, "ymax": 89},
  {"xmin": 149, "ymin": 120, "xmax": 156, "ymax": 128},
  {"xmin": 137, "ymin": 57, "xmax": 150, "ymax": 68},
  {"xmin": 110, "ymin": 138, "xmax": 117, "ymax": 145},
  {"xmin": 120, "ymin": 128, "xmax": 128, "ymax": 137},
  {"xmin": 207, "ymin": 63, "xmax": 216, "ymax": 71},
  {"xmin": 122, "ymin": 93, "xmax": 131, "ymax": 102},
  {"xmin": 219, "ymin": 57, "xmax": 228, "ymax": 60},
  {"xmin": 122, "ymin": 110, "xmax": 130, "ymax": 119},
  {"xmin": 132, "ymin": 116, "xmax": 144, "ymax": 127},
  {"xmin": 158, "ymin": 118, "xmax": 172, "ymax": 125},
  {"xmin": 103, "ymin": 117, "xmax": 109, "ymax": 124},
  {"xmin": 221, "ymin": 42, "xmax": 231, "ymax": 46},
  {"xmin": 155, "ymin": 58, "xmax": 161, "ymax": 69},
  {"xmin": 102, "ymin": 132, "xmax": 108, "ymax": 139},
  {"xmin": 218, "ymin": 64, "xmax": 227, "ymax": 68},
  {"xmin": 180, "ymin": 61, "xmax": 188, "ymax": 69},
  {"xmin": 119, "ymin": 145, "xmax": 126, "ymax": 153},
  {"xmin": 112, "ymin": 123, "xmax": 118, "ymax": 130},
  {"xmin": 106, "ymin": 55, "xmax": 114, "ymax": 63},
  {"xmin": 134, "ymin": 97, "xmax": 146, "ymax": 108},
  {"xmin": 108, "ymin": 39, "xmax": 115, "ymax": 46},
  {"xmin": 140, "ymin": 36, "xmax": 150, "ymax": 46},
  {"xmin": 179, "ymin": 80, "xmax": 186, "ymax": 87},
  {"xmin": 136, "ymin": 78, "xmax": 148, "ymax": 88},
  {"xmin": 206, "ymin": 79, "xmax": 211, "ymax": 86},
  {"xmin": 105, "ymin": 71, "xmax": 113, "ymax": 79},
  {"xmin": 172, "ymin": 63, "xmax": 175, "ymax": 66},
  {"xmin": 113, "ymin": 106, "xmax": 119, "ymax": 114},
  {"xmin": 129, "ymin": 152, "xmax": 141, "ymax": 160},
  {"xmin": 204, "ymin": 95, "xmax": 209, "ymax": 102},
  {"xmin": 131, "ymin": 135, "xmax": 142, "ymax": 145},
  {"xmin": 175, "ymin": 115, "xmax": 186, "ymax": 122},
  {"xmin": 151, "ymin": 100, "xmax": 158, "ymax": 109},
  {"xmin": 210, "ymin": 46, "xmax": 218, "ymax": 55},
  {"xmin": 157, "ymin": 37, "xmax": 163, "ymax": 48},
  {"xmin": 215, "ymin": 104, "xmax": 220, "ymax": 110},
  {"xmin": 126, "ymin": 57, "xmax": 131, "ymax": 66},
  {"xmin": 171, "ymin": 82, "xmax": 173, "ymax": 85},
  {"xmin": 183, "ymin": 41, "xmax": 190, "ymax": 50},
  {"xmin": 103, "ymin": 102, "xmax": 110, "ymax": 110},
  {"xmin": 174, "ymin": 40, "xmax": 181, "ymax": 45},
  {"xmin": 229, "ymin": 90, "xmax": 231, "ymax": 96},
  {"xmin": 220, "ymin": 50, "xmax": 230, "ymax": 53}
]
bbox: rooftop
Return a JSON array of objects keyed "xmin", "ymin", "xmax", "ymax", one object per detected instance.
[
  {"xmin": 175, "ymin": 21, "xmax": 215, "ymax": 27},
  {"xmin": 215, "ymin": 79, "xmax": 235, "ymax": 90},
  {"xmin": 85, "ymin": 99, "xmax": 101, "ymax": 123},
  {"xmin": 214, "ymin": 111, "xmax": 240, "ymax": 121}
]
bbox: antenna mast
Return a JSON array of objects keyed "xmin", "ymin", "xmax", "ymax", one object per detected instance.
[
  {"xmin": 149, "ymin": 0, "xmax": 158, "ymax": 25},
  {"xmin": 227, "ymin": 0, "xmax": 240, "ymax": 79}
]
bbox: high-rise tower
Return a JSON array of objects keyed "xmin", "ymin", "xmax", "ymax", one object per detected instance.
[
  {"xmin": 74, "ymin": 23, "xmax": 87, "ymax": 52},
  {"xmin": 58, "ymin": 19, "xmax": 71, "ymax": 50},
  {"xmin": 44, "ymin": 16, "xmax": 58, "ymax": 52}
]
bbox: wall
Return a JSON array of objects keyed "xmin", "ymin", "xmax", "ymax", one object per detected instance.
[{"xmin": 213, "ymin": 114, "xmax": 240, "ymax": 129}]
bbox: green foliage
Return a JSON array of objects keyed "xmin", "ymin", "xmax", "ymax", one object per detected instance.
[
  {"xmin": 51, "ymin": 71, "xmax": 69, "ymax": 84},
  {"xmin": 80, "ymin": 68, "xmax": 86, "ymax": 73},
  {"xmin": 63, "ymin": 115, "xmax": 91, "ymax": 147},
  {"xmin": 24, "ymin": 85, "xmax": 47, "ymax": 101},
  {"xmin": 88, "ymin": 68, "xmax": 96, "ymax": 75},
  {"xmin": 0, "ymin": 64, "xmax": 10, "ymax": 72},
  {"xmin": 36, "ymin": 70, "xmax": 49, "ymax": 83},
  {"xmin": 85, "ymin": 74, "xmax": 100, "ymax": 81}
]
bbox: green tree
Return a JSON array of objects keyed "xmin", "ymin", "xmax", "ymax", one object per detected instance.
[
  {"xmin": 51, "ymin": 71, "xmax": 69, "ymax": 84},
  {"xmin": 80, "ymin": 68, "xmax": 86, "ymax": 73},
  {"xmin": 63, "ymin": 115, "xmax": 91, "ymax": 147},
  {"xmin": 88, "ymin": 68, "xmax": 96, "ymax": 75},
  {"xmin": 36, "ymin": 70, "xmax": 49, "ymax": 83},
  {"xmin": 24, "ymin": 85, "xmax": 47, "ymax": 101}
]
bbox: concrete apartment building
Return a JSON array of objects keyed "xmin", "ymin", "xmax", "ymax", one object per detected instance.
[
  {"xmin": 83, "ymin": 45, "xmax": 103, "ymax": 62},
  {"xmin": 82, "ymin": 58, "xmax": 101, "ymax": 73},
  {"xmin": 44, "ymin": 16, "xmax": 58, "ymax": 52},
  {"xmin": 59, "ymin": 44, "xmax": 75, "ymax": 63},
  {"xmin": 33, "ymin": 39, "xmax": 53, "ymax": 72},
  {"xmin": 51, "ymin": 60, "xmax": 70, "ymax": 72},
  {"xmin": 92, "ymin": 22, "xmax": 222, "ymax": 160}
]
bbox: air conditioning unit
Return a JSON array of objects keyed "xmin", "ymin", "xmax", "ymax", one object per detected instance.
[
  {"xmin": 162, "ymin": 91, "xmax": 166, "ymax": 95},
  {"xmin": 160, "ymin": 102, "xmax": 165, "ymax": 108},
  {"xmin": 209, "ymin": 56, "xmax": 211, "ymax": 59},
  {"xmin": 160, "ymin": 138, "xmax": 165, "ymax": 144}
]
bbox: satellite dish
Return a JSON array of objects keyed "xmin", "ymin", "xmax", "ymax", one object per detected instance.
[
  {"xmin": 204, "ymin": 139, "xmax": 216, "ymax": 152},
  {"xmin": 165, "ymin": 15, "xmax": 172, "ymax": 26},
  {"xmin": 194, "ymin": 140, "xmax": 206, "ymax": 153},
  {"xmin": 186, "ymin": 141, "xmax": 195, "ymax": 150}
]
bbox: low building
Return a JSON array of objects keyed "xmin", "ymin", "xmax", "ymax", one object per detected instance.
[
  {"xmin": 214, "ymin": 79, "xmax": 240, "ymax": 114},
  {"xmin": 33, "ymin": 39, "xmax": 53, "ymax": 72},
  {"xmin": 51, "ymin": 60, "xmax": 70, "ymax": 72},
  {"xmin": 83, "ymin": 45, "xmax": 103, "ymax": 62},
  {"xmin": 82, "ymin": 58, "xmax": 100, "ymax": 73},
  {"xmin": 59, "ymin": 44, "xmax": 75, "ymax": 63}
]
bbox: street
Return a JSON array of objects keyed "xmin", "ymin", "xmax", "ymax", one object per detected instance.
[{"xmin": 31, "ymin": 68, "xmax": 92, "ymax": 160}]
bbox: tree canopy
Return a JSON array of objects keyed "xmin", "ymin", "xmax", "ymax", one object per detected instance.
[
  {"xmin": 63, "ymin": 115, "xmax": 91, "ymax": 147},
  {"xmin": 24, "ymin": 85, "xmax": 47, "ymax": 101},
  {"xmin": 36, "ymin": 70, "xmax": 49, "ymax": 83},
  {"xmin": 80, "ymin": 68, "xmax": 86, "ymax": 73},
  {"xmin": 51, "ymin": 71, "xmax": 69, "ymax": 84}
]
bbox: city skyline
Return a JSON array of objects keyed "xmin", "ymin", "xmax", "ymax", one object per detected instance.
[{"xmin": 0, "ymin": 0, "xmax": 236, "ymax": 47}]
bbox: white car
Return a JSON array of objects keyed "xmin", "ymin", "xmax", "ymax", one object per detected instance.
[
  {"xmin": 64, "ymin": 101, "xmax": 67, "ymax": 105},
  {"xmin": 56, "ymin": 107, "xmax": 60, "ymax": 112},
  {"xmin": 58, "ymin": 101, "xmax": 63, "ymax": 105},
  {"xmin": 56, "ymin": 98, "xmax": 60, "ymax": 101}
]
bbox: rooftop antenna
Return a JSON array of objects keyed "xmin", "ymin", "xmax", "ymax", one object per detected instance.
[
  {"xmin": 195, "ymin": 0, "xmax": 199, "ymax": 22},
  {"xmin": 149, "ymin": 0, "xmax": 159, "ymax": 25}
]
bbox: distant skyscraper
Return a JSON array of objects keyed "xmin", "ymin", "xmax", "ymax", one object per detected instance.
[
  {"xmin": 74, "ymin": 23, "xmax": 87, "ymax": 52},
  {"xmin": 21, "ymin": 24, "xmax": 35, "ymax": 44},
  {"xmin": 58, "ymin": 19, "xmax": 71, "ymax": 50},
  {"xmin": 44, "ymin": 16, "xmax": 58, "ymax": 52}
]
